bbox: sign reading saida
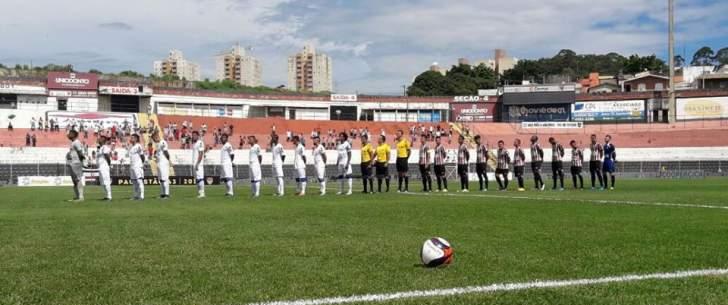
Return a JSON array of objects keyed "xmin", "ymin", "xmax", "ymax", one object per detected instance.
[
  {"xmin": 677, "ymin": 97, "xmax": 728, "ymax": 120},
  {"xmin": 571, "ymin": 100, "xmax": 645, "ymax": 122},
  {"xmin": 111, "ymin": 176, "xmax": 221, "ymax": 186}
]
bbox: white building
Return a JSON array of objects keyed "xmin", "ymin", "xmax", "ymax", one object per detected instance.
[
  {"xmin": 153, "ymin": 49, "xmax": 201, "ymax": 81},
  {"xmin": 287, "ymin": 45, "xmax": 333, "ymax": 93},
  {"xmin": 215, "ymin": 45, "xmax": 262, "ymax": 87}
]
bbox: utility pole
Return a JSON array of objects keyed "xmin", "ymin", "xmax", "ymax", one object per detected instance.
[{"xmin": 668, "ymin": 0, "xmax": 676, "ymax": 123}]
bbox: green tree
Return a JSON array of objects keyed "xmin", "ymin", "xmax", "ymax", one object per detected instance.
[
  {"xmin": 691, "ymin": 46, "xmax": 715, "ymax": 66},
  {"xmin": 674, "ymin": 55, "xmax": 686, "ymax": 67},
  {"xmin": 408, "ymin": 71, "xmax": 447, "ymax": 96},
  {"xmin": 118, "ymin": 70, "xmax": 144, "ymax": 78},
  {"xmin": 713, "ymin": 47, "xmax": 728, "ymax": 66},
  {"xmin": 623, "ymin": 54, "xmax": 666, "ymax": 74},
  {"xmin": 88, "ymin": 69, "xmax": 103, "ymax": 74}
]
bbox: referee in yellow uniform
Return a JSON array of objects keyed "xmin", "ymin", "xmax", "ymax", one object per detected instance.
[
  {"xmin": 375, "ymin": 135, "xmax": 391, "ymax": 193},
  {"xmin": 395, "ymin": 130, "xmax": 411, "ymax": 193},
  {"xmin": 360, "ymin": 134, "xmax": 375, "ymax": 194}
]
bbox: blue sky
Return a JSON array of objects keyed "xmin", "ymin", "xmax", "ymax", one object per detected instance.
[{"xmin": 0, "ymin": 0, "xmax": 726, "ymax": 94}]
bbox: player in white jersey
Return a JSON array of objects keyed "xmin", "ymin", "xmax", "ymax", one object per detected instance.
[
  {"xmin": 336, "ymin": 132, "xmax": 353, "ymax": 195},
  {"xmin": 291, "ymin": 136, "xmax": 307, "ymax": 196},
  {"xmin": 96, "ymin": 135, "xmax": 112, "ymax": 200},
  {"xmin": 220, "ymin": 134, "xmax": 235, "ymax": 196},
  {"xmin": 128, "ymin": 134, "xmax": 145, "ymax": 200},
  {"xmin": 152, "ymin": 132, "xmax": 171, "ymax": 199},
  {"xmin": 270, "ymin": 134, "xmax": 286, "ymax": 196},
  {"xmin": 248, "ymin": 136, "xmax": 263, "ymax": 198},
  {"xmin": 66, "ymin": 130, "xmax": 86, "ymax": 201},
  {"xmin": 191, "ymin": 131, "xmax": 207, "ymax": 198},
  {"xmin": 312, "ymin": 136, "xmax": 327, "ymax": 196}
]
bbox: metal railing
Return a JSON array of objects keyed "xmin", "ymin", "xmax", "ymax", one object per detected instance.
[{"xmin": 1, "ymin": 161, "xmax": 724, "ymax": 186}]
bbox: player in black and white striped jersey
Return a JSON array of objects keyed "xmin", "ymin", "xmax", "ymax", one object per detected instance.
[
  {"xmin": 548, "ymin": 137, "xmax": 565, "ymax": 191},
  {"xmin": 530, "ymin": 135, "xmax": 545, "ymax": 191},
  {"xmin": 570, "ymin": 140, "xmax": 584, "ymax": 190}
]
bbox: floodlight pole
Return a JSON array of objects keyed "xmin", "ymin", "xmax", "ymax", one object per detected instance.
[{"xmin": 668, "ymin": 0, "xmax": 676, "ymax": 123}]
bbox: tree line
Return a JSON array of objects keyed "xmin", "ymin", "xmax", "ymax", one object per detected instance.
[{"xmin": 409, "ymin": 46, "xmax": 727, "ymax": 96}]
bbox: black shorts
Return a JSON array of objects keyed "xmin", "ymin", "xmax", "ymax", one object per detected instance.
[
  {"xmin": 396, "ymin": 158, "xmax": 408, "ymax": 173},
  {"xmin": 531, "ymin": 161, "xmax": 543, "ymax": 173},
  {"xmin": 457, "ymin": 164, "xmax": 468, "ymax": 176},
  {"xmin": 589, "ymin": 161, "xmax": 602, "ymax": 172},
  {"xmin": 552, "ymin": 161, "xmax": 563, "ymax": 172},
  {"xmin": 434, "ymin": 165, "xmax": 446, "ymax": 177},
  {"xmin": 571, "ymin": 166, "xmax": 583, "ymax": 175},
  {"xmin": 419, "ymin": 164, "xmax": 431, "ymax": 175},
  {"xmin": 495, "ymin": 168, "xmax": 509, "ymax": 177},
  {"xmin": 376, "ymin": 162, "xmax": 389, "ymax": 178},
  {"xmin": 361, "ymin": 163, "xmax": 372, "ymax": 178},
  {"xmin": 476, "ymin": 163, "xmax": 487, "ymax": 174},
  {"xmin": 514, "ymin": 166, "xmax": 524, "ymax": 177}
]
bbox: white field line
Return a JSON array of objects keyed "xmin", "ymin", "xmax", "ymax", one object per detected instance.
[
  {"xmin": 244, "ymin": 268, "xmax": 728, "ymax": 305},
  {"xmin": 404, "ymin": 192, "xmax": 728, "ymax": 211}
]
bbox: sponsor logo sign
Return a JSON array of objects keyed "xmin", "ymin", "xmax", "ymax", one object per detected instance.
[
  {"xmin": 677, "ymin": 97, "xmax": 728, "ymax": 120},
  {"xmin": 505, "ymin": 104, "xmax": 571, "ymax": 122},
  {"xmin": 47, "ymin": 72, "xmax": 98, "ymax": 90},
  {"xmin": 451, "ymin": 103, "xmax": 496, "ymax": 122},
  {"xmin": 571, "ymin": 100, "xmax": 645, "ymax": 122},
  {"xmin": 453, "ymin": 96, "xmax": 483, "ymax": 102},
  {"xmin": 330, "ymin": 94, "xmax": 358, "ymax": 102}
]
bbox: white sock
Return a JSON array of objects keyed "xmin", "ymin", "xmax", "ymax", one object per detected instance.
[
  {"xmin": 138, "ymin": 180, "xmax": 144, "ymax": 199},
  {"xmin": 197, "ymin": 180, "xmax": 205, "ymax": 196},
  {"xmin": 104, "ymin": 184, "xmax": 112, "ymax": 199},
  {"xmin": 277, "ymin": 177, "xmax": 284, "ymax": 195},
  {"xmin": 347, "ymin": 178, "xmax": 353, "ymax": 193},
  {"xmin": 226, "ymin": 180, "xmax": 234, "ymax": 195},
  {"xmin": 320, "ymin": 180, "xmax": 326, "ymax": 194},
  {"xmin": 301, "ymin": 181, "xmax": 307, "ymax": 194},
  {"xmin": 339, "ymin": 178, "xmax": 344, "ymax": 193},
  {"xmin": 254, "ymin": 182, "xmax": 261, "ymax": 196},
  {"xmin": 78, "ymin": 184, "xmax": 84, "ymax": 200},
  {"xmin": 131, "ymin": 180, "xmax": 139, "ymax": 198}
]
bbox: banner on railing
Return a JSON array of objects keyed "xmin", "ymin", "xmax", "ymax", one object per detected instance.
[
  {"xmin": 17, "ymin": 176, "xmax": 74, "ymax": 187},
  {"xmin": 111, "ymin": 176, "xmax": 221, "ymax": 186},
  {"xmin": 521, "ymin": 122, "xmax": 584, "ymax": 129}
]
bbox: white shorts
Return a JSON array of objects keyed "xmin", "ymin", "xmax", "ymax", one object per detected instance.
[
  {"xmin": 315, "ymin": 163, "xmax": 326, "ymax": 181},
  {"xmin": 295, "ymin": 167, "xmax": 306, "ymax": 180},
  {"xmin": 272, "ymin": 164, "xmax": 284, "ymax": 178},
  {"xmin": 98, "ymin": 166, "xmax": 111, "ymax": 186},
  {"xmin": 249, "ymin": 164, "xmax": 262, "ymax": 182},
  {"xmin": 221, "ymin": 163, "xmax": 234, "ymax": 179},
  {"xmin": 195, "ymin": 164, "xmax": 204, "ymax": 180},
  {"xmin": 157, "ymin": 161, "xmax": 170, "ymax": 182},
  {"xmin": 338, "ymin": 164, "xmax": 352, "ymax": 177},
  {"xmin": 130, "ymin": 167, "xmax": 144, "ymax": 181}
]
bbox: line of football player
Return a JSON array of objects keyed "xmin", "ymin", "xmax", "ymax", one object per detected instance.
[{"xmin": 65, "ymin": 129, "xmax": 617, "ymax": 201}]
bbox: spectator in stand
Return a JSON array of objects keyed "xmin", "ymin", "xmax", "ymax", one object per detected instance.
[
  {"xmin": 25, "ymin": 133, "xmax": 31, "ymax": 146},
  {"xmin": 286, "ymin": 130, "xmax": 292, "ymax": 142},
  {"xmin": 8, "ymin": 121, "xmax": 13, "ymax": 131},
  {"xmin": 31, "ymin": 134, "xmax": 37, "ymax": 147},
  {"xmin": 239, "ymin": 135, "xmax": 245, "ymax": 149},
  {"xmin": 201, "ymin": 123, "xmax": 208, "ymax": 136},
  {"xmin": 31, "ymin": 118, "xmax": 36, "ymax": 131}
]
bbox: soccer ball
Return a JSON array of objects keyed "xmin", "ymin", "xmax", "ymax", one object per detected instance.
[{"xmin": 420, "ymin": 237, "xmax": 453, "ymax": 268}]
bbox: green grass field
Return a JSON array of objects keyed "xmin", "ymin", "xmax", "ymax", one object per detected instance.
[{"xmin": 1, "ymin": 179, "xmax": 728, "ymax": 305}]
